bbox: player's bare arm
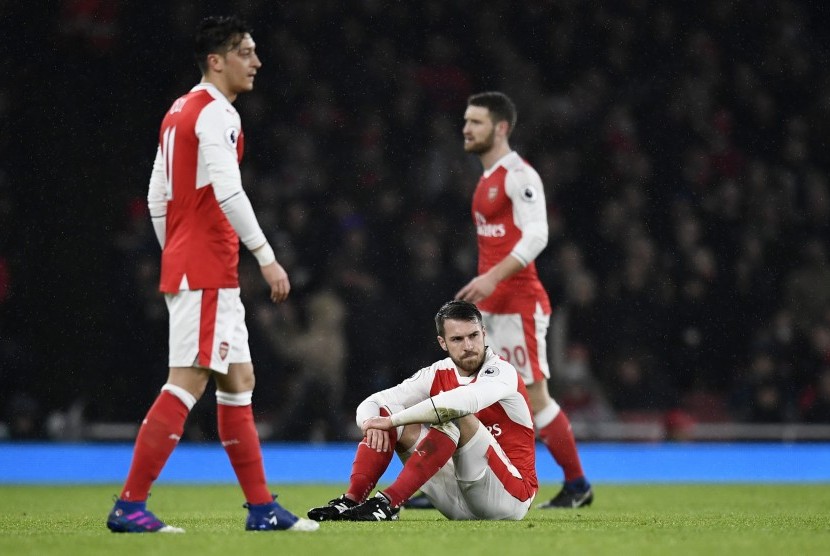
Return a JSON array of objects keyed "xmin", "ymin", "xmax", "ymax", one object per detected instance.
[
  {"xmin": 456, "ymin": 254, "xmax": 525, "ymax": 303},
  {"xmin": 259, "ymin": 260, "xmax": 290, "ymax": 303}
]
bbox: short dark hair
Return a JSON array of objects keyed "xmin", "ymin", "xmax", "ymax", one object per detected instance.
[
  {"xmin": 194, "ymin": 15, "xmax": 251, "ymax": 74},
  {"xmin": 435, "ymin": 300, "xmax": 483, "ymax": 337},
  {"xmin": 467, "ymin": 91, "xmax": 517, "ymax": 136}
]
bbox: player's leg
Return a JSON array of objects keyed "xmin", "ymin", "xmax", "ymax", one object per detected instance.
[
  {"xmin": 399, "ymin": 420, "xmax": 437, "ymax": 509},
  {"xmin": 108, "ymin": 289, "xmax": 215, "ymax": 533},
  {"xmin": 341, "ymin": 419, "xmax": 464, "ymax": 521},
  {"xmin": 117, "ymin": 368, "xmax": 207, "ymax": 503},
  {"xmin": 524, "ymin": 306, "xmax": 592, "ymax": 507},
  {"xmin": 528, "ymin": 381, "xmax": 592, "ymax": 507},
  {"xmin": 381, "ymin": 420, "xmax": 460, "ymax": 508},
  {"xmin": 389, "ymin": 425, "xmax": 474, "ymax": 519},
  {"xmin": 107, "ymin": 367, "xmax": 205, "ymax": 533},
  {"xmin": 307, "ymin": 407, "xmax": 409, "ymax": 521},
  {"xmin": 347, "ymin": 407, "xmax": 408, "ymax": 501},
  {"xmin": 482, "ymin": 306, "xmax": 592, "ymax": 508},
  {"xmin": 212, "ymin": 289, "xmax": 317, "ymax": 531},
  {"xmin": 215, "ymin": 363, "xmax": 317, "ymax": 531},
  {"xmin": 412, "ymin": 445, "xmax": 470, "ymax": 519},
  {"xmin": 214, "ymin": 362, "xmax": 269, "ymax": 503},
  {"xmin": 454, "ymin": 421, "xmax": 535, "ymax": 520},
  {"xmin": 376, "ymin": 415, "xmax": 534, "ymax": 520}
]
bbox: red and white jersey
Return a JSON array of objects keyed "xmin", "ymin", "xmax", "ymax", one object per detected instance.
[
  {"xmin": 148, "ymin": 83, "xmax": 246, "ymax": 292},
  {"xmin": 472, "ymin": 151, "xmax": 551, "ymax": 314},
  {"xmin": 359, "ymin": 348, "xmax": 538, "ymax": 497}
]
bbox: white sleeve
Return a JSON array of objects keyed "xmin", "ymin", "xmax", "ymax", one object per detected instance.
[
  {"xmin": 505, "ymin": 165, "xmax": 549, "ymax": 266},
  {"xmin": 147, "ymin": 146, "xmax": 167, "ymax": 248},
  {"xmin": 195, "ymin": 102, "xmax": 270, "ymax": 255},
  {"xmin": 354, "ymin": 366, "xmax": 435, "ymax": 427},
  {"xmin": 355, "ymin": 397, "xmax": 383, "ymax": 426},
  {"xmin": 389, "ymin": 366, "xmax": 517, "ymax": 426},
  {"xmin": 218, "ymin": 191, "xmax": 269, "ymax": 252},
  {"xmin": 195, "ymin": 101, "xmax": 245, "ymax": 200}
]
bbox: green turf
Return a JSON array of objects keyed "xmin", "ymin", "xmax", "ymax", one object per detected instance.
[{"xmin": 1, "ymin": 484, "xmax": 828, "ymax": 556}]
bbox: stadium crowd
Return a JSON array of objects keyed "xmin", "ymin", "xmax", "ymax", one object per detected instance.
[{"xmin": 3, "ymin": 0, "xmax": 830, "ymax": 440}]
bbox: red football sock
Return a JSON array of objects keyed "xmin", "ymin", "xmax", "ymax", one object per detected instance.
[
  {"xmin": 120, "ymin": 391, "xmax": 189, "ymax": 501},
  {"xmin": 382, "ymin": 428, "xmax": 456, "ymax": 507},
  {"xmin": 347, "ymin": 408, "xmax": 398, "ymax": 502},
  {"xmin": 218, "ymin": 404, "xmax": 271, "ymax": 505},
  {"xmin": 537, "ymin": 410, "xmax": 585, "ymax": 481}
]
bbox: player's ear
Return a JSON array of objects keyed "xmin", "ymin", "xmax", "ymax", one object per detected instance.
[
  {"xmin": 437, "ymin": 336, "xmax": 448, "ymax": 352},
  {"xmin": 207, "ymin": 52, "xmax": 224, "ymax": 73}
]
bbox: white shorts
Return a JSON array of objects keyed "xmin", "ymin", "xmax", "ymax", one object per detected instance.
[
  {"xmin": 408, "ymin": 423, "xmax": 534, "ymax": 520},
  {"xmin": 482, "ymin": 303, "xmax": 550, "ymax": 385},
  {"xmin": 164, "ymin": 288, "xmax": 251, "ymax": 374}
]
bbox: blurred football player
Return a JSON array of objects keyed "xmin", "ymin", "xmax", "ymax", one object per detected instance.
[{"xmin": 454, "ymin": 91, "xmax": 593, "ymax": 509}]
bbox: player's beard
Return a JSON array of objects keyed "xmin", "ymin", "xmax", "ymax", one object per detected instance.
[
  {"xmin": 464, "ymin": 128, "xmax": 496, "ymax": 155},
  {"xmin": 452, "ymin": 349, "xmax": 486, "ymax": 375}
]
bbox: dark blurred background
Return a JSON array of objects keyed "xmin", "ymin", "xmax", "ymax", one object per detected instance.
[{"xmin": 4, "ymin": 0, "xmax": 830, "ymax": 442}]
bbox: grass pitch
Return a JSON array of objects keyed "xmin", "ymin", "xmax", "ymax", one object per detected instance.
[{"xmin": 1, "ymin": 484, "xmax": 828, "ymax": 556}]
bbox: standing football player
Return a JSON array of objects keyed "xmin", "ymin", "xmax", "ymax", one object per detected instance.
[
  {"xmin": 455, "ymin": 91, "xmax": 593, "ymax": 508},
  {"xmin": 106, "ymin": 15, "xmax": 318, "ymax": 533}
]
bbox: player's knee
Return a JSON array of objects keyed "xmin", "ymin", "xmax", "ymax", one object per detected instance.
[
  {"xmin": 219, "ymin": 362, "xmax": 256, "ymax": 392},
  {"xmin": 395, "ymin": 423, "xmax": 422, "ymax": 452},
  {"xmin": 167, "ymin": 366, "xmax": 210, "ymax": 400},
  {"xmin": 452, "ymin": 414, "xmax": 481, "ymax": 446},
  {"xmin": 526, "ymin": 381, "xmax": 554, "ymax": 412},
  {"xmin": 431, "ymin": 420, "xmax": 462, "ymax": 445}
]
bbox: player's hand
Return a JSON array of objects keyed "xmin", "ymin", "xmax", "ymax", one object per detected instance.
[
  {"xmin": 259, "ymin": 261, "xmax": 291, "ymax": 303},
  {"xmin": 362, "ymin": 416, "xmax": 393, "ymax": 452},
  {"xmin": 455, "ymin": 274, "xmax": 497, "ymax": 303},
  {"xmin": 362, "ymin": 415, "xmax": 393, "ymax": 433},
  {"xmin": 362, "ymin": 426, "xmax": 393, "ymax": 452},
  {"xmin": 361, "ymin": 415, "xmax": 394, "ymax": 452}
]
